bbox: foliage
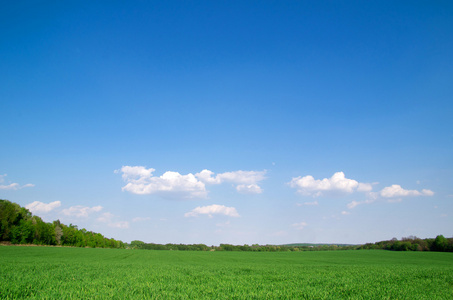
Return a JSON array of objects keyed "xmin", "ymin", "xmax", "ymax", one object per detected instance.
[
  {"xmin": 358, "ymin": 235, "xmax": 453, "ymax": 252},
  {"xmin": 0, "ymin": 199, "xmax": 124, "ymax": 249},
  {"xmin": 1, "ymin": 247, "xmax": 452, "ymax": 299}
]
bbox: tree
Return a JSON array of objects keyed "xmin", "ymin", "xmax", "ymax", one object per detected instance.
[
  {"xmin": 130, "ymin": 240, "xmax": 145, "ymax": 249},
  {"xmin": 432, "ymin": 235, "xmax": 448, "ymax": 252}
]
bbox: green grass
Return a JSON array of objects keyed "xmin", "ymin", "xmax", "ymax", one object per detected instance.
[{"xmin": 1, "ymin": 246, "xmax": 452, "ymax": 299}]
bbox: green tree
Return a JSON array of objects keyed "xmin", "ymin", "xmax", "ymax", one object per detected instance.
[
  {"xmin": 130, "ymin": 240, "xmax": 144, "ymax": 249},
  {"xmin": 432, "ymin": 235, "xmax": 448, "ymax": 252}
]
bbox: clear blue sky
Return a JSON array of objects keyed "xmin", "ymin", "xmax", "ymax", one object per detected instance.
[{"xmin": 1, "ymin": 1, "xmax": 452, "ymax": 245}]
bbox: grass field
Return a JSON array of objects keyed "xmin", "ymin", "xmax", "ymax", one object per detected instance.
[{"xmin": 1, "ymin": 246, "xmax": 452, "ymax": 299}]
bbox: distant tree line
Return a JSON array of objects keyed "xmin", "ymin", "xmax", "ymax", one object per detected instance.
[
  {"xmin": 130, "ymin": 237, "xmax": 453, "ymax": 253},
  {"xmin": 129, "ymin": 240, "xmax": 358, "ymax": 252},
  {"xmin": 0, "ymin": 199, "xmax": 125, "ymax": 249},
  {"xmin": 358, "ymin": 235, "xmax": 453, "ymax": 252}
]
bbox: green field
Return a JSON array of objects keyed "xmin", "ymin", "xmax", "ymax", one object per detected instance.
[{"xmin": 1, "ymin": 246, "xmax": 452, "ymax": 299}]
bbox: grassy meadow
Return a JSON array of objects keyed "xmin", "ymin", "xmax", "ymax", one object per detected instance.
[{"xmin": 1, "ymin": 246, "xmax": 452, "ymax": 299}]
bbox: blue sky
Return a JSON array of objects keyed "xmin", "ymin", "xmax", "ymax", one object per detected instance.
[{"xmin": 1, "ymin": 1, "xmax": 452, "ymax": 245}]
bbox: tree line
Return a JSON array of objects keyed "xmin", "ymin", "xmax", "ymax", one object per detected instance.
[
  {"xmin": 129, "ymin": 237, "xmax": 453, "ymax": 252},
  {"xmin": 358, "ymin": 235, "xmax": 453, "ymax": 252},
  {"xmin": 129, "ymin": 240, "xmax": 359, "ymax": 252},
  {"xmin": 0, "ymin": 199, "xmax": 125, "ymax": 248}
]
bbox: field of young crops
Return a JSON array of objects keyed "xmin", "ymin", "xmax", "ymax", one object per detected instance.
[{"xmin": 1, "ymin": 246, "xmax": 452, "ymax": 299}]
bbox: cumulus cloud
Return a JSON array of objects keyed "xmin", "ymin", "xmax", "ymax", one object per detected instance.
[
  {"xmin": 380, "ymin": 185, "xmax": 434, "ymax": 198},
  {"xmin": 26, "ymin": 201, "xmax": 61, "ymax": 214},
  {"xmin": 117, "ymin": 166, "xmax": 266, "ymax": 198},
  {"xmin": 236, "ymin": 184, "xmax": 262, "ymax": 194},
  {"xmin": 195, "ymin": 169, "xmax": 266, "ymax": 194},
  {"xmin": 194, "ymin": 170, "xmax": 221, "ymax": 184},
  {"xmin": 289, "ymin": 172, "xmax": 370, "ymax": 197},
  {"xmin": 118, "ymin": 166, "xmax": 207, "ymax": 199},
  {"xmin": 421, "ymin": 189, "xmax": 435, "ymax": 196},
  {"xmin": 184, "ymin": 204, "xmax": 240, "ymax": 218},
  {"xmin": 292, "ymin": 222, "xmax": 307, "ymax": 230},
  {"xmin": 0, "ymin": 174, "xmax": 35, "ymax": 190},
  {"xmin": 61, "ymin": 205, "xmax": 103, "ymax": 217}
]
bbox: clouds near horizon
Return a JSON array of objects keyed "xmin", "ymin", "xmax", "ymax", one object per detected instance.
[
  {"xmin": 61, "ymin": 205, "xmax": 103, "ymax": 218},
  {"xmin": 0, "ymin": 174, "xmax": 34, "ymax": 190},
  {"xmin": 185, "ymin": 204, "xmax": 240, "ymax": 218},
  {"xmin": 26, "ymin": 201, "xmax": 61, "ymax": 214}
]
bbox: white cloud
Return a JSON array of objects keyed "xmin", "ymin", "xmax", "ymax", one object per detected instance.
[
  {"xmin": 116, "ymin": 166, "xmax": 155, "ymax": 180},
  {"xmin": 421, "ymin": 189, "xmax": 434, "ymax": 196},
  {"xmin": 236, "ymin": 184, "xmax": 262, "ymax": 194},
  {"xmin": 341, "ymin": 211, "xmax": 350, "ymax": 215},
  {"xmin": 118, "ymin": 166, "xmax": 266, "ymax": 198},
  {"xmin": 184, "ymin": 204, "xmax": 240, "ymax": 218},
  {"xmin": 216, "ymin": 170, "xmax": 266, "ymax": 185},
  {"xmin": 380, "ymin": 185, "xmax": 434, "ymax": 198},
  {"xmin": 132, "ymin": 217, "xmax": 151, "ymax": 222},
  {"xmin": 118, "ymin": 166, "xmax": 207, "ymax": 199},
  {"xmin": 346, "ymin": 184, "xmax": 434, "ymax": 210},
  {"xmin": 289, "ymin": 172, "xmax": 370, "ymax": 197},
  {"xmin": 194, "ymin": 170, "xmax": 221, "ymax": 184},
  {"xmin": 0, "ymin": 183, "xmax": 20, "ymax": 190},
  {"xmin": 292, "ymin": 222, "xmax": 307, "ymax": 230},
  {"xmin": 61, "ymin": 205, "xmax": 103, "ymax": 217},
  {"xmin": 26, "ymin": 201, "xmax": 61, "ymax": 214},
  {"xmin": 195, "ymin": 169, "xmax": 266, "ymax": 194},
  {"xmin": 0, "ymin": 174, "xmax": 35, "ymax": 190}
]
